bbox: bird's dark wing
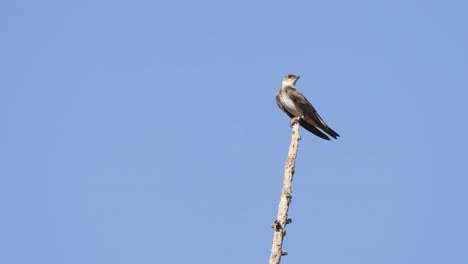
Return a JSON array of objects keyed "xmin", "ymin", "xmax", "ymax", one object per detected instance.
[
  {"xmin": 276, "ymin": 92, "xmax": 331, "ymax": 140},
  {"xmin": 286, "ymin": 87, "xmax": 340, "ymax": 139}
]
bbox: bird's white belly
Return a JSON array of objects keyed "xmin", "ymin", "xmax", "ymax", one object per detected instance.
[{"xmin": 281, "ymin": 94, "xmax": 303, "ymax": 117}]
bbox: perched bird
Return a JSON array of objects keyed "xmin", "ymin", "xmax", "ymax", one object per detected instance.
[{"xmin": 276, "ymin": 74, "xmax": 340, "ymax": 140}]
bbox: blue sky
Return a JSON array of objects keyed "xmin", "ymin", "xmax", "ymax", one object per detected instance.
[{"xmin": 2, "ymin": 0, "xmax": 468, "ymax": 263}]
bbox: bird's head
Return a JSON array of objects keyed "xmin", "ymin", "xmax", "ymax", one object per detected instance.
[{"xmin": 282, "ymin": 74, "xmax": 300, "ymax": 86}]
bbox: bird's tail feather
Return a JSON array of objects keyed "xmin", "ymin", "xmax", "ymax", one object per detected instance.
[
  {"xmin": 324, "ymin": 126, "xmax": 340, "ymax": 139},
  {"xmin": 299, "ymin": 120, "xmax": 331, "ymax": 140}
]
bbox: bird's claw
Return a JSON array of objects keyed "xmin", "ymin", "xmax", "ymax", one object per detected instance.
[{"xmin": 290, "ymin": 117, "xmax": 300, "ymax": 127}]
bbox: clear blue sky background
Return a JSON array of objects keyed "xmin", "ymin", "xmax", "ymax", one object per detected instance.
[{"xmin": 2, "ymin": 1, "xmax": 468, "ymax": 263}]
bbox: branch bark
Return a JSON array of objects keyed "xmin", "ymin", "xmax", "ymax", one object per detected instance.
[{"xmin": 269, "ymin": 117, "xmax": 301, "ymax": 264}]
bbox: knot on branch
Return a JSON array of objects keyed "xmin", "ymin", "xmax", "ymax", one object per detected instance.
[
  {"xmin": 272, "ymin": 219, "xmax": 282, "ymax": 231},
  {"xmin": 281, "ymin": 251, "xmax": 289, "ymax": 256},
  {"xmin": 286, "ymin": 218, "xmax": 292, "ymax": 224},
  {"xmin": 283, "ymin": 190, "xmax": 292, "ymax": 200}
]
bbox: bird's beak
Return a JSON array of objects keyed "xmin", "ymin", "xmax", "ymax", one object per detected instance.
[{"xmin": 297, "ymin": 76, "xmax": 301, "ymax": 79}]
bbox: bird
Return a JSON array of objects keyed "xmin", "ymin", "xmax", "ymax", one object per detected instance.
[{"xmin": 276, "ymin": 74, "xmax": 340, "ymax": 140}]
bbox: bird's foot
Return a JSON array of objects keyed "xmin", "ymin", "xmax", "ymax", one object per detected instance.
[{"xmin": 290, "ymin": 117, "xmax": 300, "ymax": 127}]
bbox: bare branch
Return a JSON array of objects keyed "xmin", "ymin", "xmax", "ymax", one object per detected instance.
[{"xmin": 269, "ymin": 117, "xmax": 301, "ymax": 264}]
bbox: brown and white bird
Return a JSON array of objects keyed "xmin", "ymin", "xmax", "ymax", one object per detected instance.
[{"xmin": 276, "ymin": 74, "xmax": 340, "ymax": 140}]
